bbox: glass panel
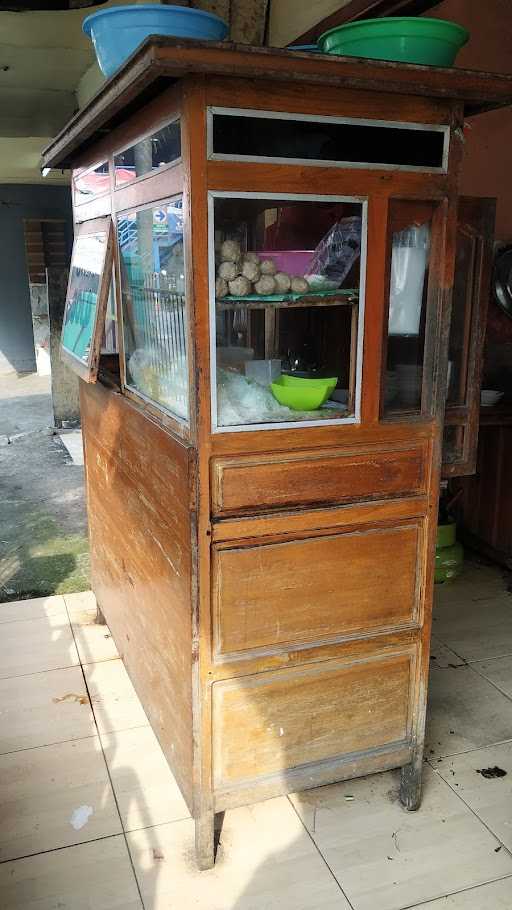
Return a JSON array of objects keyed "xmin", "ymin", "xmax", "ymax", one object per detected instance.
[
  {"xmin": 212, "ymin": 195, "xmax": 364, "ymax": 429},
  {"xmin": 73, "ymin": 162, "xmax": 109, "ymax": 203},
  {"xmin": 114, "ymin": 121, "xmax": 181, "ymax": 187},
  {"xmin": 443, "ymin": 424, "xmax": 465, "ymax": 464},
  {"xmin": 61, "ymin": 227, "xmax": 112, "ymax": 369},
  {"xmin": 101, "ymin": 281, "xmax": 118, "ymax": 354},
  {"xmin": 212, "ymin": 112, "xmax": 446, "ymax": 170},
  {"xmin": 446, "ymin": 228, "xmax": 476, "ymax": 406},
  {"xmin": 382, "ymin": 200, "xmax": 435, "ymax": 416},
  {"xmin": 118, "ymin": 198, "xmax": 188, "ymax": 421}
]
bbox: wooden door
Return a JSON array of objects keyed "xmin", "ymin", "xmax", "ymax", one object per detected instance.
[{"xmin": 442, "ymin": 197, "xmax": 496, "ymax": 476}]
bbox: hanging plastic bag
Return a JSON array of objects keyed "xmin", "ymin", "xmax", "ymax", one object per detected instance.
[
  {"xmin": 388, "ymin": 223, "xmax": 431, "ymax": 335},
  {"xmin": 306, "ymin": 216, "xmax": 362, "ymax": 289}
]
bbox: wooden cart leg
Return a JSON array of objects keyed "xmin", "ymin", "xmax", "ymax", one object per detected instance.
[
  {"xmin": 195, "ymin": 811, "xmax": 215, "ymax": 871},
  {"xmin": 95, "ymin": 603, "xmax": 106, "ymax": 625},
  {"xmin": 400, "ymin": 751, "xmax": 423, "ymax": 810}
]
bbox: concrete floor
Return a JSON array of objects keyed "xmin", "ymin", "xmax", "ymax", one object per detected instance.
[
  {"xmin": 1, "ymin": 561, "xmax": 512, "ymax": 909},
  {"xmin": 0, "ymin": 372, "xmax": 53, "ymax": 439},
  {"xmin": 0, "ymin": 372, "xmax": 89, "ymax": 602}
]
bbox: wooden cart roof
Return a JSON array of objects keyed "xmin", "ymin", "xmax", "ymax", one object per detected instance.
[{"xmin": 42, "ymin": 36, "xmax": 512, "ymax": 170}]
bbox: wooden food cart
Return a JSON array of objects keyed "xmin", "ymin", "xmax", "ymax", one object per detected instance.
[{"xmin": 42, "ymin": 38, "xmax": 512, "ymax": 869}]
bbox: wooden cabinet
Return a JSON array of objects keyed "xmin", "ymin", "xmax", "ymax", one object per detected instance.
[{"xmin": 42, "ymin": 39, "xmax": 512, "ymax": 869}]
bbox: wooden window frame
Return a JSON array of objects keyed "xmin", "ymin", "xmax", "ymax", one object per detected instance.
[
  {"xmin": 60, "ymin": 216, "xmax": 114, "ymax": 383},
  {"xmin": 207, "ymin": 107, "xmax": 450, "ymax": 175}
]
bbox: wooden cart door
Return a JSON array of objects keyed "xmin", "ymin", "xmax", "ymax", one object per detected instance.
[{"xmin": 442, "ymin": 197, "xmax": 496, "ymax": 477}]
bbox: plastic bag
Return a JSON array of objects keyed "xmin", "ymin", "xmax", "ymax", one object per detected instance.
[
  {"xmin": 306, "ymin": 216, "xmax": 362, "ymax": 287},
  {"xmin": 389, "ymin": 223, "xmax": 430, "ymax": 335}
]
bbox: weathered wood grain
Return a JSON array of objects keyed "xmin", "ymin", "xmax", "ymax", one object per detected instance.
[
  {"xmin": 212, "ymin": 652, "xmax": 413, "ymax": 786},
  {"xmin": 213, "ymin": 523, "xmax": 422, "ymax": 655},
  {"xmin": 212, "ymin": 444, "xmax": 427, "ymax": 516},
  {"xmin": 81, "ymin": 381, "xmax": 196, "ymax": 809}
]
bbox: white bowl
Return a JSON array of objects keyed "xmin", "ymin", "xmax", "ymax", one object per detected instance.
[{"xmin": 481, "ymin": 389, "xmax": 504, "ymax": 406}]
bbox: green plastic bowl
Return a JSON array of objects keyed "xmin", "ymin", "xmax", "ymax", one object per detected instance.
[
  {"xmin": 271, "ymin": 375, "xmax": 338, "ymax": 411},
  {"xmin": 318, "ymin": 17, "xmax": 469, "ymax": 66}
]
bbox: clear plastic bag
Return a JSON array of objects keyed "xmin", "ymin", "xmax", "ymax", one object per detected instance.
[
  {"xmin": 306, "ymin": 216, "xmax": 362, "ymax": 288},
  {"xmin": 389, "ymin": 223, "xmax": 431, "ymax": 335}
]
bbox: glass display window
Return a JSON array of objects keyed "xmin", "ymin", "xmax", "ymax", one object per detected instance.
[
  {"xmin": 209, "ymin": 192, "xmax": 366, "ymax": 432},
  {"xmin": 73, "ymin": 162, "xmax": 110, "ymax": 205},
  {"xmin": 382, "ymin": 199, "xmax": 437, "ymax": 417},
  {"xmin": 101, "ymin": 280, "xmax": 118, "ymax": 354},
  {"xmin": 209, "ymin": 108, "xmax": 448, "ymax": 173},
  {"xmin": 118, "ymin": 197, "xmax": 189, "ymax": 422},
  {"xmin": 114, "ymin": 120, "xmax": 181, "ymax": 187}
]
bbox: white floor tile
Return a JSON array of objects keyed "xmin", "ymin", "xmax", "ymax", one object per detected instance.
[
  {"xmin": 433, "ymin": 580, "xmax": 512, "ymax": 662},
  {"xmin": 406, "ymin": 876, "xmax": 512, "ymax": 908},
  {"xmin": 436, "ymin": 742, "xmax": 512, "ymax": 851},
  {"xmin": 0, "ymin": 835, "xmax": 142, "ymax": 909},
  {"xmin": 0, "ymin": 595, "xmax": 66, "ymax": 624},
  {"xmin": 0, "ymin": 736, "xmax": 122, "ymax": 861},
  {"xmin": 290, "ymin": 765, "xmax": 512, "ymax": 910},
  {"xmin": 434, "ymin": 563, "xmax": 507, "ymax": 607},
  {"xmin": 127, "ymin": 798, "xmax": 348, "ymax": 910},
  {"xmin": 64, "ymin": 590, "xmax": 96, "ymax": 620},
  {"xmin": 65, "ymin": 591, "xmax": 119, "ymax": 665},
  {"xmin": 101, "ymin": 725, "xmax": 190, "ymax": 831},
  {"xmin": 84, "ymin": 659, "xmax": 148, "ymax": 734},
  {"xmin": 0, "ymin": 613, "xmax": 79, "ymax": 679},
  {"xmin": 429, "ymin": 635, "xmax": 466, "ymax": 669},
  {"xmin": 426, "ymin": 665, "xmax": 512, "ymax": 759},
  {"xmin": 472, "ymin": 655, "xmax": 512, "ymax": 700},
  {"xmin": 0, "ymin": 666, "xmax": 95, "ymax": 753}
]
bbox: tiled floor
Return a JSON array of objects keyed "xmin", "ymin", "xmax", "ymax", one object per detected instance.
[{"xmin": 1, "ymin": 563, "xmax": 512, "ymax": 909}]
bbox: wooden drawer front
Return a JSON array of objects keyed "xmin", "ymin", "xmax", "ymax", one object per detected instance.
[
  {"xmin": 212, "ymin": 653, "xmax": 412, "ymax": 787},
  {"xmin": 212, "ymin": 446, "xmax": 426, "ymax": 516},
  {"xmin": 213, "ymin": 523, "xmax": 421, "ymax": 657}
]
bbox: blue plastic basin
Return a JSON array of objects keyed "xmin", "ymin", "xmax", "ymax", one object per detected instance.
[
  {"xmin": 288, "ymin": 44, "xmax": 321, "ymax": 53},
  {"xmin": 83, "ymin": 4, "xmax": 228, "ymax": 78}
]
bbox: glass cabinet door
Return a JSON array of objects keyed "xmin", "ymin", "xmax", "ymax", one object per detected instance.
[
  {"xmin": 381, "ymin": 199, "xmax": 438, "ymax": 417},
  {"xmin": 210, "ymin": 193, "xmax": 366, "ymax": 431},
  {"xmin": 442, "ymin": 197, "xmax": 496, "ymax": 476},
  {"xmin": 117, "ymin": 197, "xmax": 189, "ymax": 422}
]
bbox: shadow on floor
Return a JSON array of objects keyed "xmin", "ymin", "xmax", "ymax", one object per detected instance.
[{"xmin": 0, "ymin": 433, "xmax": 89, "ymax": 602}]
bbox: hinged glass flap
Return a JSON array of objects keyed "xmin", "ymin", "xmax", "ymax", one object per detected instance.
[{"xmin": 61, "ymin": 218, "xmax": 114, "ymax": 382}]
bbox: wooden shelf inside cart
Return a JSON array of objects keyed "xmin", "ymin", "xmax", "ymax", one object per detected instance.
[{"xmin": 216, "ymin": 289, "xmax": 359, "ymax": 310}]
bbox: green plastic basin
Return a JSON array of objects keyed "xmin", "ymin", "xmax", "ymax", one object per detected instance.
[
  {"xmin": 271, "ymin": 375, "xmax": 338, "ymax": 411},
  {"xmin": 437, "ymin": 521, "xmax": 456, "ymax": 549},
  {"xmin": 318, "ymin": 17, "xmax": 469, "ymax": 66}
]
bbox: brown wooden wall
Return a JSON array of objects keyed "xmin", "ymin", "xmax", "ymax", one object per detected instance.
[{"xmin": 80, "ymin": 381, "xmax": 196, "ymax": 809}]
